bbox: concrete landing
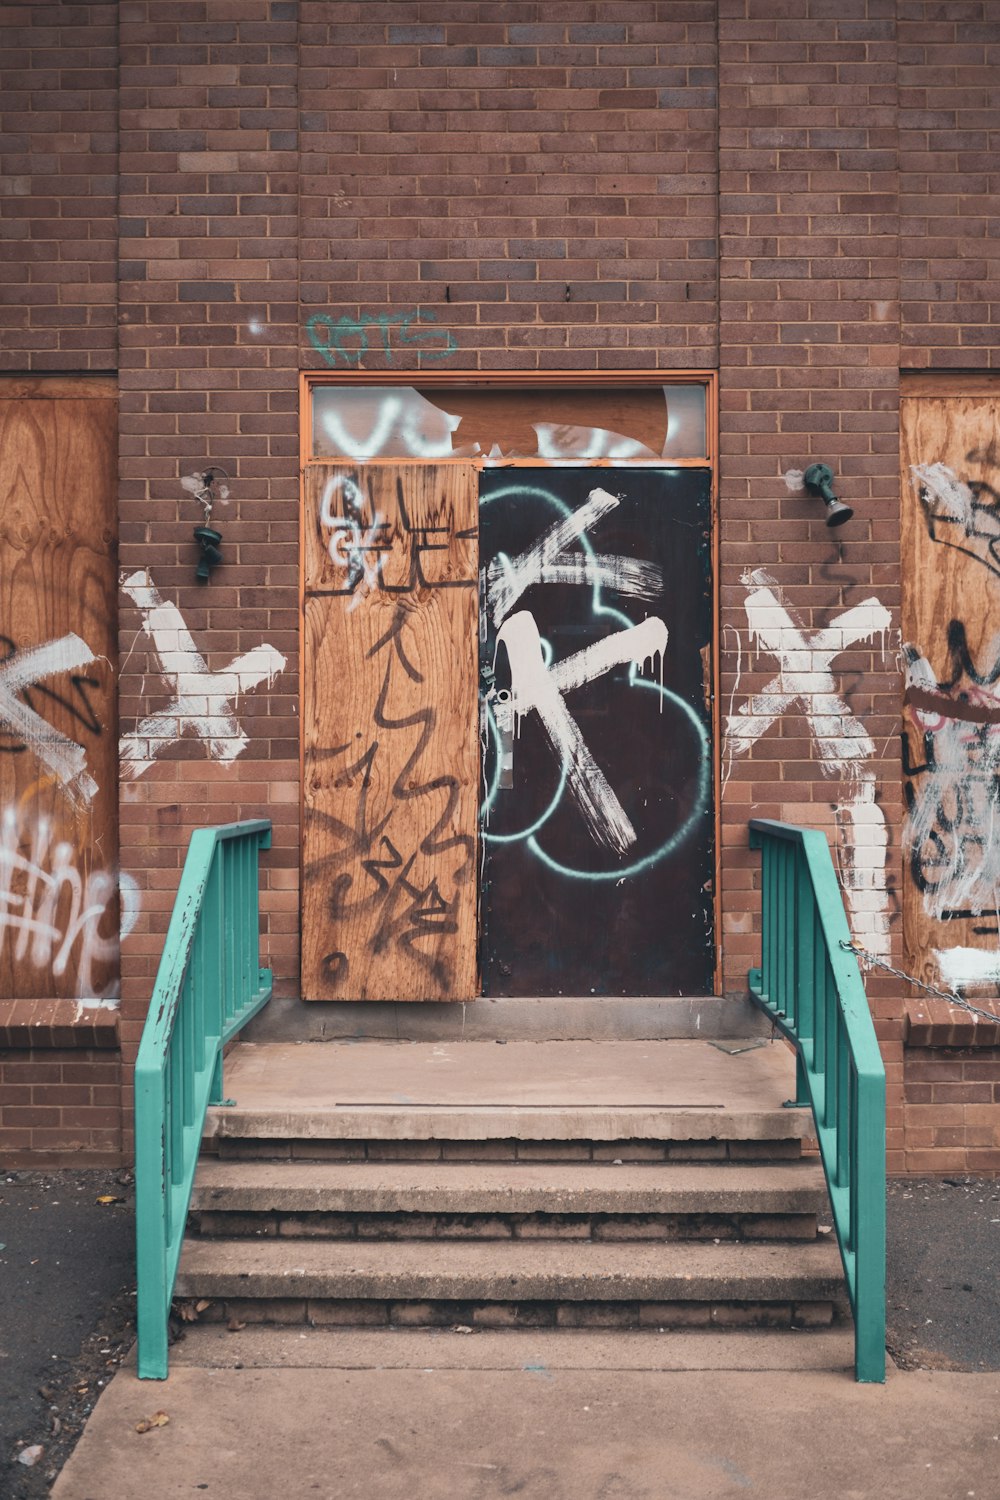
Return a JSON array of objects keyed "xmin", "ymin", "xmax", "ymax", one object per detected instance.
[
  {"xmin": 210, "ymin": 1038, "xmax": 807, "ymax": 1143},
  {"xmin": 52, "ymin": 1362, "xmax": 1000, "ymax": 1500}
]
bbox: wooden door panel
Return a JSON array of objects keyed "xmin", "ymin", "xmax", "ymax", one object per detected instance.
[
  {"xmin": 302, "ymin": 463, "xmax": 478, "ymax": 1000},
  {"xmin": 0, "ymin": 394, "xmax": 119, "ymax": 1001}
]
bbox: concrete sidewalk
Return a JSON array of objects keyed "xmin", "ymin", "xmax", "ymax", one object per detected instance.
[{"xmin": 51, "ymin": 1329, "xmax": 1000, "ymax": 1500}]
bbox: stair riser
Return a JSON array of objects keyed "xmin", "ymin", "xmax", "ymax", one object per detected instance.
[
  {"xmin": 182, "ymin": 1297, "xmax": 842, "ymax": 1331},
  {"xmin": 213, "ymin": 1138, "xmax": 806, "ymax": 1164},
  {"xmin": 191, "ymin": 1210, "xmax": 820, "ymax": 1243}
]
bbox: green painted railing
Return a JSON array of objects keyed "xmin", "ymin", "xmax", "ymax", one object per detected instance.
[
  {"xmin": 134, "ymin": 820, "xmax": 273, "ymax": 1380},
  {"xmin": 748, "ymin": 819, "xmax": 886, "ymax": 1384}
]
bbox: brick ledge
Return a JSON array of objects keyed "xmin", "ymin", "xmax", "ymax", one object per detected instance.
[
  {"xmin": 0, "ymin": 999, "xmax": 120, "ymax": 1050},
  {"xmin": 904, "ymin": 998, "xmax": 1000, "ymax": 1049}
]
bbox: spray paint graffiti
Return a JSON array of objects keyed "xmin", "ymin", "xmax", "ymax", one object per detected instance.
[
  {"xmin": 118, "ymin": 570, "xmax": 286, "ymax": 779},
  {"xmin": 902, "ymin": 634, "xmax": 1000, "ymax": 925},
  {"xmin": 0, "ymin": 635, "xmax": 100, "ymax": 806},
  {"xmin": 479, "ymin": 468, "xmax": 715, "ymax": 997},
  {"xmin": 726, "ymin": 570, "xmax": 892, "ymax": 959},
  {"xmin": 0, "ymin": 804, "xmax": 139, "ymax": 1004},
  {"xmin": 903, "ymin": 456, "xmax": 1000, "ymax": 989},
  {"xmin": 307, "ymin": 309, "xmax": 457, "ymax": 368},
  {"xmin": 481, "ymin": 482, "xmax": 709, "ymax": 880}
]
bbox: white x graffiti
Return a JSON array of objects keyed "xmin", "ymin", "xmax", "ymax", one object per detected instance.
[
  {"xmin": 0, "ymin": 636, "xmax": 99, "ymax": 805},
  {"xmin": 119, "ymin": 570, "xmax": 286, "ymax": 780},
  {"xmin": 726, "ymin": 579, "xmax": 890, "ymax": 770},
  {"xmin": 726, "ymin": 571, "xmax": 893, "ymax": 958}
]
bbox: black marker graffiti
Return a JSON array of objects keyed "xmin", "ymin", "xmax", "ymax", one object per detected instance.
[
  {"xmin": 0, "ymin": 636, "xmax": 104, "ymax": 755},
  {"xmin": 305, "ymin": 606, "xmax": 474, "ymax": 995}
]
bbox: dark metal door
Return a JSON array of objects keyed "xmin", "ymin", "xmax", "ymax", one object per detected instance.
[{"xmin": 479, "ymin": 467, "xmax": 714, "ymax": 996}]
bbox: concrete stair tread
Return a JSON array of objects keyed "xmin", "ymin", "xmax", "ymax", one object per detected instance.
[
  {"xmin": 208, "ymin": 1039, "xmax": 810, "ymax": 1142},
  {"xmin": 176, "ymin": 1236, "xmax": 845, "ymax": 1302},
  {"xmin": 191, "ymin": 1158, "xmax": 829, "ymax": 1215}
]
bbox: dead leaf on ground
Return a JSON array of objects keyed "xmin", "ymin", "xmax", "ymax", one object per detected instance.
[
  {"xmin": 135, "ymin": 1411, "xmax": 170, "ymax": 1434},
  {"xmin": 96, "ymin": 1195, "xmax": 124, "ymax": 1205},
  {"xmin": 177, "ymin": 1299, "xmax": 212, "ymax": 1323},
  {"xmin": 227, "ymin": 1318, "xmax": 246, "ymax": 1332}
]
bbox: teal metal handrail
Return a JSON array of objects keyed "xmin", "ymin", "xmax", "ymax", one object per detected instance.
[
  {"xmin": 748, "ymin": 819, "xmax": 886, "ymax": 1383},
  {"xmin": 134, "ymin": 820, "xmax": 273, "ymax": 1379}
]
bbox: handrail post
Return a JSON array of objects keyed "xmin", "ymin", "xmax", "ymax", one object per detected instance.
[
  {"xmin": 134, "ymin": 820, "xmax": 273, "ymax": 1379},
  {"xmin": 748, "ymin": 817, "xmax": 886, "ymax": 1383}
]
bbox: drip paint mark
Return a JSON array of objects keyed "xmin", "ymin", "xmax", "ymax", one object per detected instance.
[
  {"xmin": 727, "ymin": 570, "xmax": 892, "ymax": 957},
  {"xmin": 118, "ymin": 570, "xmax": 286, "ymax": 779},
  {"xmin": 0, "ymin": 635, "xmax": 99, "ymax": 805},
  {"xmin": 307, "ymin": 308, "xmax": 457, "ymax": 368}
]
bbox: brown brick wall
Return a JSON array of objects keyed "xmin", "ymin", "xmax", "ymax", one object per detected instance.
[
  {"xmin": 0, "ymin": 2, "xmax": 118, "ymax": 371},
  {"xmin": 2, "ymin": 3, "xmax": 999, "ymax": 1172},
  {"xmin": 904, "ymin": 1048, "xmax": 1000, "ymax": 1174},
  {"xmin": 0, "ymin": 1050, "xmax": 123, "ymax": 1165},
  {"xmin": 298, "ymin": 1, "xmax": 719, "ymax": 372},
  {"xmin": 898, "ymin": 1, "xmax": 1000, "ymax": 367},
  {"xmin": 115, "ymin": 1, "xmax": 301, "ymax": 1155},
  {"xmin": 716, "ymin": 0, "xmax": 907, "ymax": 1171}
]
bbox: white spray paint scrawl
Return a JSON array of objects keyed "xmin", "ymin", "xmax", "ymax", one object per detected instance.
[
  {"xmin": 726, "ymin": 569, "xmax": 892, "ymax": 958},
  {"xmin": 0, "ymin": 804, "xmax": 138, "ymax": 1005},
  {"xmin": 119, "ymin": 570, "xmax": 286, "ymax": 779},
  {"xmin": 0, "ymin": 636, "xmax": 100, "ymax": 805}
]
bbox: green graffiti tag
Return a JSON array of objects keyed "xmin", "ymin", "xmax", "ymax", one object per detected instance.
[{"xmin": 306, "ymin": 309, "xmax": 458, "ymax": 367}]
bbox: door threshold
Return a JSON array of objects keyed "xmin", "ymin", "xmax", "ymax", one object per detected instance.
[{"xmin": 243, "ymin": 993, "xmax": 768, "ymax": 1045}]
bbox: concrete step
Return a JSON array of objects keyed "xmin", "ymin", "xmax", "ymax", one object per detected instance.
[
  {"xmin": 213, "ymin": 1134, "xmax": 806, "ymax": 1163},
  {"xmin": 168, "ymin": 1323, "xmax": 859, "ymax": 1374},
  {"xmin": 191, "ymin": 1159, "xmax": 828, "ymax": 1216},
  {"xmin": 189, "ymin": 1159, "xmax": 827, "ymax": 1242},
  {"xmin": 175, "ymin": 1237, "xmax": 847, "ymax": 1331}
]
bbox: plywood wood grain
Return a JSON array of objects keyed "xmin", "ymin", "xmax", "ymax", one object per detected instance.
[
  {"xmin": 0, "ymin": 396, "xmax": 119, "ymax": 1001},
  {"xmin": 901, "ymin": 395, "xmax": 1000, "ymax": 987},
  {"xmin": 302, "ymin": 464, "xmax": 478, "ymax": 1000}
]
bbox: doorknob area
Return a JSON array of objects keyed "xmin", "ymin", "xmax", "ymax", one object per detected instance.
[{"xmin": 803, "ymin": 463, "xmax": 853, "ymax": 528}]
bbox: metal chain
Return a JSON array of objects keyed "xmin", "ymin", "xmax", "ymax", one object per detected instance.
[{"xmin": 839, "ymin": 939, "xmax": 1000, "ymax": 1025}]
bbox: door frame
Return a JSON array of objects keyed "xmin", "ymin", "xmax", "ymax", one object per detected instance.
[{"xmin": 299, "ymin": 370, "xmax": 722, "ymax": 995}]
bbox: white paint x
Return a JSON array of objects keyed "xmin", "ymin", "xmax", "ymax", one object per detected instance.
[
  {"xmin": 119, "ymin": 570, "xmax": 286, "ymax": 779},
  {"xmin": 495, "ymin": 611, "xmax": 668, "ymax": 856},
  {"xmin": 726, "ymin": 570, "xmax": 893, "ymax": 957},
  {"xmin": 485, "ymin": 487, "xmax": 662, "ymax": 629},
  {"xmin": 0, "ymin": 637, "xmax": 99, "ymax": 805}
]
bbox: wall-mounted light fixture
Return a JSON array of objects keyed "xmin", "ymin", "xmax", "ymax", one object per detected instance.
[
  {"xmin": 182, "ymin": 466, "xmax": 230, "ymax": 582},
  {"xmin": 803, "ymin": 463, "xmax": 853, "ymax": 527}
]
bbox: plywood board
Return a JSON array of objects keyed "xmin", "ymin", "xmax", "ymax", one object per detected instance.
[
  {"xmin": 900, "ymin": 396, "xmax": 1000, "ymax": 989},
  {"xmin": 0, "ymin": 395, "xmax": 119, "ymax": 1001},
  {"xmin": 302, "ymin": 463, "xmax": 478, "ymax": 1000}
]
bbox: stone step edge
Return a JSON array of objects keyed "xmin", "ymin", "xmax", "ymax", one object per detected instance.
[
  {"xmin": 206, "ymin": 1106, "xmax": 814, "ymax": 1144},
  {"xmin": 176, "ymin": 1239, "xmax": 846, "ymax": 1304},
  {"xmin": 190, "ymin": 1162, "xmax": 828, "ymax": 1216},
  {"xmin": 176, "ymin": 1298, "xmax": 845, "ymax": 1333}
]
